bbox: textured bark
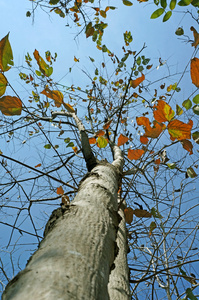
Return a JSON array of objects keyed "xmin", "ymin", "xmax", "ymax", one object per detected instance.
[
  {"xmin": 2, "ymin": 160, "xmax": 130, "ymax": 300},
  {"xmin": 108, "ymin": 202, "xmax": 131, "ymax": 299}
]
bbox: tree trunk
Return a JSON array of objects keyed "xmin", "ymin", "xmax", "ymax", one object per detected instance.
[{"xmin": 2, "ymin": 160, "xmax": 130, "ymax": 300}]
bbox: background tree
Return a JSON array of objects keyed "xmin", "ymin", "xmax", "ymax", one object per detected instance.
[{"xmin": 0, "ymin": 0, "xmax": 199, "ymax": 299}]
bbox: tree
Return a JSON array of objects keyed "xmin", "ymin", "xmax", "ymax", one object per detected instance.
[{"xmin": 0, "ymin": 0, "xmax": 199, "ymax": 299}]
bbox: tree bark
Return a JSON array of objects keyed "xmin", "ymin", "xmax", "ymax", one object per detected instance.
[{"xmin": 2, "ymin": 159, "xmax": 130, "ymax": 299}]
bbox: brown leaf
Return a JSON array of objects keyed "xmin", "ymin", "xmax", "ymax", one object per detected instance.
[
  {"xmin": 133, "ymin": 209, "xmax": 152, "ymax": 218},
  {"xmin": 124, "ymin": 207, "xmax": 134, "ymax": 224},
  {"xmin": 190, "ymin": 26, "xmax": 199, "ymax": 48},
  {"xmin": 128, "ymin": 149, "xmax": 144, "ymax": 160},
  {"xmin": 191, "ymin": 57, "xmax": 199, "ymax": 88}
]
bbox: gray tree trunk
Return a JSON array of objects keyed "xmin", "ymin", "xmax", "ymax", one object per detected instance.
[{"xmin": 2, "ymin": 159, "xmax": 130, "ymax": 300}]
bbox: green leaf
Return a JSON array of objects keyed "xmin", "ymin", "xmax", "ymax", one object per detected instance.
[
  {"xmin": 136, "ymin": 56, "xmax": 141, "ymax": 65},
  {"xmin": 49, "ymin": 0, "xmax": 59, "ymax": 4},
  {"xmin": 167, "ymin": 163, "xmax": 176, "ymax": 169},
  {"xmin": 0, "ymin": 33, "xmax": 14, "ymax": 72},
  {"xmin": 192, "ymin": 104, "xmax": 199, "ymax": 115},
  {"xmin": 176, "ymin": 104, "xmax": 183, "ymax": 115},
  {"xmin": 182, "ymin": 99, "xmax": 192, "ymax": 109},
  {"xmin": 123, "ymin": 0, "xmax": 133, "ymax": 6},
  {"xmin": 44, "ymin": 144, "xmax": 51, "ymax": 149},
  {"xmin": 26, "ymin": 11, "xmax": 31, "ymax": 17},
  {"xmin": 175, "ymin": 27, "xmax": 184, "ymax": 35},
  {"xmin": 191, "ymin": 0, "xmax": 199, "ymax": 7},
  {"xmin": 161, "ymin": 0, "xmax": 167, "ymax": 8},
  {"xmin": 192, "ymin": 131, "xmax": 199, "ymax": 144},
  {"xmin": 0, "ymin": 73, "xmax": 7, "ymax": 97},
  {"xmin": 151, "ymin": 8, "xmax": 165, "ymax": 19},
  {"xmin": 193, "ymin": 94, "xmax": 199, "ymax": 104},
  {"xmin": 178, "ymin": 0, "xmax": 192, "ymax": 6},
  {"xmin": 186, "ymin": 288, "xmax": 198, "ymax": 300},
  {"xmin": 149, "ymin": 221, "xmax": 156, "ymax": 235},
  {"xmin": 66, "ymin": 142, "xmax": 74, "ymax": 147},
  {"xmin": 64, "ymin": 138, "xmax": 70, "ymax": 143},
  {"xmin": 163, "ymin": 10, "xmax": 172, "ymax": 21},
  {"xmin": 187, "ymin": 167, "xmax": 197, "ymax": 178},
  {"xmin": 151, "ymin": 207, "xmax": 163, "ymax": 218},
  {"xmin": 170, "ymin": 0, "xmax": 177, "ymax": 9},
  {"xmin": 97, "ymin": 136, "xmax": 108, "ymax": 148}
]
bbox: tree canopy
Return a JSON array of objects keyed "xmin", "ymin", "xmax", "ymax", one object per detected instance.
[{"xmin": 0, "ymin": 0, "xmax": 199, "ymax": 299}]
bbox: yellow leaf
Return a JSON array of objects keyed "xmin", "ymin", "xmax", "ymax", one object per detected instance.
[
  {"xmin": 0, "ymin": 33, "xmax": 14, "ymax": 72},
  {"xmin": 33, "ymin": 49, "xmax": 53, "ymax": 77},
  {"xmin": 97, "ymin": 136, "xmax": 108, "ymax": 148}
]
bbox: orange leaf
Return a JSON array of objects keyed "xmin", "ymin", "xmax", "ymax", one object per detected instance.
[
  {"xmin": 89, "ymin": 137, "xmax": 96, "ymax": 144},
  {"xmin": 153, "ymin": 100, "xmax": 175, "ymax": 122},
  {"xmin": 62, "ymin": 102, "xmax": 75, "ymax": 113},
  {"xmin": 133, "ymin": 209, "xmax": 152, "ymax": 218},
  {"xmin": 35, "ymin": 163, "xmax": 42, "ymax": 168},
  {"xmin": 124, "ymin": 207, "xmax": 134, "ymax": 224},
  {"xmin": 190, "ymin": 26, "xmax": 199, "ymax": 48},
  {"xmin": 128, "ymin": 149, "xmax": 144, "ymax": 160},
  {"xmin": 118, "ymin": 134, "xmax": 129, "ymax": 146},
  {"xmin": 72, "ymin": 146, "xmax": 78, "ymax": 153},
  {"xmin": 74, "ymin": 56, "xmax": 79, "ymax": 62},
  {"xmin": 57, "ymin": 186, "xmax": 64, "ymax": 195},
  {"xmin": 103, "ymin": 119, "xmax": 112, "ymax": 129},
  {"xmin": 191, "ymin": 57, "xmax": 199, "ymax": 88},
  {"xmin": 155, "ymin": 158, "xmax": 161, "ymax": 165},
  {"xmin": 41, "ymin": 88, "xmax": 63, "ymax": 107},
  {"xmin": 168, "ymin": 119, "xmax": 193, "ymax": 141},
  {"xmin": 96, "ymin": 130, "xmax": 105, "ymax": 137},
  {"xmin": 130, "ymin": 74, "xmax": 145, "ymax": 88},
  {"xmin": 140, "ymin": 136, "xmax": 149, "ymax": 144},
  {"xmin": 0, "ymin": 96, "xmax": 22, "ymax": 116},
  {"xmin": 181, "ymin": 139, "xmax": 193, "ymax": 155},
  {"xmin": 136, "ymin": 117, "xmax": 166, "ymax": 138}
]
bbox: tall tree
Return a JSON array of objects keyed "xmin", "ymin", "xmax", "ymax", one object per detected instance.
[{"xmin": 0, "ymin": 1, "xmax": 199, "ymax": 299}]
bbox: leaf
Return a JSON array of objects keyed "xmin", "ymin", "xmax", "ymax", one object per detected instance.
[
  {"xmin": 103, "ymin": 119, "xmax": 112, "ymax": 129},
  {"xmin": 33, "ymin": 49, "xmax": 53, "ymax": 77},
  {"xmin": 170, "ymin": 0, "xmax": 177, "ymax": 9},
  {"xmin": 176, "ymin": 104, "xmax": 183, "ymax": 115},
  {"xmin": 72, "ymin": 146, "xmax": 78, "ymax": 153},
  {"xmin": 74, "ymin": 56, "xmax": 79, "ymax": 62},
  {"xmin": 96, "ymin": 130, "xmax": 105, "ymax": 137},
  {"xmin": 0, "ymin": 96, "xmax": 22, "ymax": 116},
  {"xmin": 192, "ymin": 105, "xmax": 199, "ymax": 115},
  {"xmin": 133, "ymin": 209, "xmax": 152, "ymax": 218},
  {"xmin": 150, "ymin": 8, "xmax": 165, "ymax": 19},
  {"xmin": 123, "ymin": 0, "xmax": 133, "ymax": 5},
  {"xmin": 181, "ymin": 139, "xmax": 193, "ymax": 155},
  {"xmin": 41, "ymin": 88, "xmax": 63, "ymax": 107},
  {"xmin": 192, "ymin": 131, "xmax": 199, "ymax": 144},
  {"xmin": 167, "ymin": 163, "xmax": 176, "ymax": 169},
  {"xmin": 57, "ymin": 186, "xmax": 64, "ymax": 195},
  {"xmin": 163, "ymin": 10, "xmax": 172, "ymax": 21},
  {"xmin": 182, "ymin": 99, "xmax": 192, "ymax": 110},
  {"xmin": 0, "ymin": 33, "xmax": 14, "ymax": 72},
  {"xmin": 178, "ymin": 0, "xmax": 192, "ymax": 5},
  {"xmin": 186, "ymin": 167, "xmax": 197, "ymax": 178},
  {"xmin": 175, "ymin": 27, "xmax": 184, "ymax": 35},
  {"xmin": 49, "ymin": 0, "xmax": 60, "ymax": 4},
  {"xmin": 97, "ymin": 136, "xmax": 108, "ymax": 148},
  {"xmin": 128, "ymin": 149, "xmax": 144, "ymax": 160},
  {"xmin": 168, "ymin": 119, "xmax": 193, "ymax": 141},
  {"xmin": 190, "ymin": 27, "xmax": 199, "ymax": 48},
  {"xmin": 130, "ymin": 74, "xmax": 145, "ymax": 88},
  {"xmin": 136, "ymin": 116, "xmax": 166, "ymax": 138},
  {"xmin": 44, "ymin": 144, "xmax": 51, "ymax": 149},
  {"xmin": 161, "ymin": 0, "xmax": 167, "ymax": 8},
  {"xmin": 118, "ymin": 134, "xmax": 129, "ymax": 146},
  {"xmin": 35, "ymin": 163, "xmax": 42, "ymax": 168},
  {"xmin": 151, "ymin": 207, "xmax": 163, "ymax": 218},
  {"xmin": 153, "ymin": 100, "xmax": 175, "ymax": 122},
  {"xmin": 193, "ymin": 94, "xmax": 199, "ymax": 104},
  {"xmin": 186, "ymin": 288, "xmax": 198, "ymax": 300},
  {"xmin": 124, "ymin": 207, "xmax": 134, "ymax": 224},
  {"xmin": 140, "ymin": 136, "xmax": 149, "ymax": 144},
  {"xmin": 149, "ymin": 221, "xmax": 156, "ymax": 236},
  {"xmin": 0, "ymin": 73, "xmax": 7, "ymax": 97},
  {"xmin": 63, "ymin": 102, "xmax": 75, "ymax": 113},
  {"xmin": 190, "ymin": 57, "xmax": 199, "ymax": 88},
  {"xmin": 89, "ymin": 137, "xmax": 96, "ymax": 144}
]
